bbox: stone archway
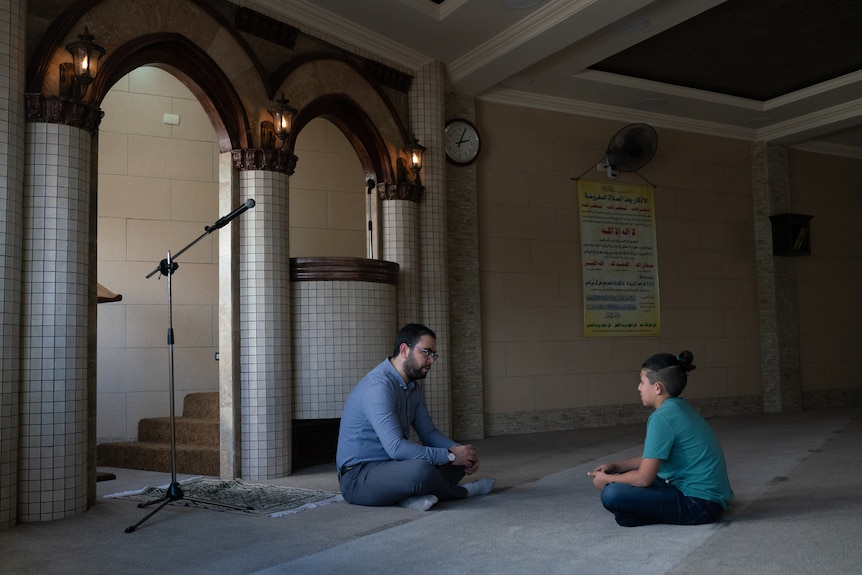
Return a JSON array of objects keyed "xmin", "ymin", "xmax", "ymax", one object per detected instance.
[
  {"xmin": 94, "ymin": 65, "xmax": 224, "ymax": 477},
  {"xmin": 17, "ymin": 0, "xmax": 422, "ymax": 521}
]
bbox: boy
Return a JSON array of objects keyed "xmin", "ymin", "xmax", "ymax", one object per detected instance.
[{"xmin": 588, "ymin": 351, "xmax": 733, "ymax": 526}]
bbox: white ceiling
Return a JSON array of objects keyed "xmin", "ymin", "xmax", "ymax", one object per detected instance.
[{"xmin": 253, "ymin": 0, "xmax": 862, "ymax": 158}]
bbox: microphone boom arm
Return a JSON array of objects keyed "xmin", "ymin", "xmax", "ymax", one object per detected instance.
[
  {"xmin": 146, "ymin": 199, "xmax": 256, "ymax": 278},
  {"xmin": 206, "ymin": 198, "xmax": 255, "ymax": 232}
]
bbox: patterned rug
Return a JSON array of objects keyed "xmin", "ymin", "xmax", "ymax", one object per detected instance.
[{"xmin": 105, "ymin": 477, "xmax": 343, "ymax": 517}]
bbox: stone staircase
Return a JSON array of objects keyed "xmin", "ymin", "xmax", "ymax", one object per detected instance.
[{"xmin": 97, "ymin": 392, "xmax": 220, "ymax": 476}]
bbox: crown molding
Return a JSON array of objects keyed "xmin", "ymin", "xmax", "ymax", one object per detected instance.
[
  {"xmin": 479, "ymin": 87, "xmax": 755, "ymax": 141},
  {"xmin": 254, "ymin": 0, "xmax": 428, "ymax": 70},
  {"xmin": 449, "ymin": 0, "xmax": 599, "ymax": 84}
]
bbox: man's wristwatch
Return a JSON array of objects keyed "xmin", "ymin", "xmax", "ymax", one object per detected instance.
[{"xmin": 447, "ymin": 449, "xmax": 456, "ymax": 463}]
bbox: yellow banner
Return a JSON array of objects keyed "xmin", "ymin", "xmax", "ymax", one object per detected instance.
[{"xmin": 578, "ymin": 180, "xmax": 660, "ymax": 337}]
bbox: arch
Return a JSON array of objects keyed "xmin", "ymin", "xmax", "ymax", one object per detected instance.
[
  {"xmin": 89, "ymin": 34, "xmax": 252, "ymax": 152},
  {"xmin": 27, "ymin": 1, "xmax": 412, "ymax": 166},
  {"xmin": 279, "ymin": 54, "xmax": 412, "ymax": 186},
  {"xmin": 292, "ymin": 94, "xmax": 395, "ymax": 183},
  {"xmin": 27, "ymin": 0, "xmax": 273, "ymax": 101},
  {"xmin": 272, "ymin": 51, "xmax": 410, "ymax": 145}
]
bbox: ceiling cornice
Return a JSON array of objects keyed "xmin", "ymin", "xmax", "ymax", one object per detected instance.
[
  {"xmin": 757, "ymin": 98, "xmax": 862, "ymax": 143},
  {"xmin": 575, "ymin": 70, "xmax": 763, "ymax": 111},
  {"xmin": 395, "ymin": 0, "xmax": 468, "ymax": 20},
  {"xmin": 448, "ymin": 0, "xmax": 607, "ymax": 83},
  {"xmin": 479, "ymin": 87, "xmax": 756, "ymax": 141},
  {"xmin": 789, "ymin": 141, "xmax": 862, "ymax": 160},
  {"xmin": 763, "ymin": 69, "xmax": 862, "ymax": 110},
  {"xmin": 254, "ymin": 0, "xmax": 429, "ymax": 70},
  {"xmin": 481, "ymin": 86, "xmax": 862, "ymax": 160}
]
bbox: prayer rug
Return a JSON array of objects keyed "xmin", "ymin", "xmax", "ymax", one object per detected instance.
[{"xmin": 105, "ymin": 477, "xmax": 343, "ymax": 517}]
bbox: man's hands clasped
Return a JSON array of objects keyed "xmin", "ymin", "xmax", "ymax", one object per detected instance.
[{"xmin": 449, "ymin": 444, "xmax": 480, "ymax": 475}]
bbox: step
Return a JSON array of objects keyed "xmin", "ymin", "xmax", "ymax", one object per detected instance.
[
  {"xmin": 97, "ymin": 442, "xmax": 219, "ymax": 476},
  {"xmin": 182, "ymin": 392, "xmax": 219, "ymax": 419},
  {"xmin": 138, "ymin": 417, "xmax": 219, "ymax": 446}
]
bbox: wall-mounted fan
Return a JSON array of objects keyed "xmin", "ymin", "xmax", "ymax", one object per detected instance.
[{"xmin": 596, "ymin": 123, "xmax": 658, "ymax": 179}]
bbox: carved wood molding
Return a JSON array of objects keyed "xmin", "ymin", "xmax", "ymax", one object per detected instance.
[
  {"xmin": 235, "ymin": 7, "xmax": 299, "ymax": 49},
  {"xmin": 25, "ymin": 94, "xmax": 104, "ymax": 135},
  {"xmin": 290, "ymin": 257, "xmax": 399, "ymax": 285},
  {"xmin": 363, "ymin": 60, "xmax": 412, "ymax": 92},
  {"xmin": 378, "ymin": 182, "xmax": 425, "ymax": 203},
  {"xmin": 231, "ymin": 148, "xmax": 298, "ymax": 175}
]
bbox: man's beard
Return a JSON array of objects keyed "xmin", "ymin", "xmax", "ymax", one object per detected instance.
[{"xmin": 403, "ymin": 353, "xmax": 429, "ymax": 381}]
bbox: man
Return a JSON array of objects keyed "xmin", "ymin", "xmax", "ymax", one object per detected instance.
[{"xmin": 336, "ymin": 323, "xmax": 495, "ymax": 511}]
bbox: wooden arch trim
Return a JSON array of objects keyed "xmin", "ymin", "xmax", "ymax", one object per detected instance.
[
  {"xmin": 292, "ymin": 94, "xmax": 396, "ymax": 184},
  {"xmin": 25, "ymin": 0, "xmax": 103, "ymax": 94},
  {"xmin": 89, "ymin": 33, "xmax": 252, "ymax": 151},
  {"xmin": 273, "ymin": 51, "xmax": 412, "ymax": 145},
  {"xmin": 27, "ymin": 0, "xmax": 273, "ymax": 99}
]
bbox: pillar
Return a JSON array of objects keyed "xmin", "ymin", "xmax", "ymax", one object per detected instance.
[
  {"xmin": 752, "ymin": 141, "xmax": 803, "ymax": 412},
  {"xmin": 444, "ymin": 93, "xmax": 485, "ymax": 439},
  {"xmin": 18, "ymin": 95, "xmax": 102, "ymax": 521},
  {"xmin": 409, "ymin": 61, "xmax": 452, "ymax": 434},
  {"xmin": 0, "ymin": 0, "xmax": 26, "ymax": 528},
  {"xmin": 232, "ymin": 149, "xmax": 295, "ymax": 479},
  {"xmin": 380, "ymin": 186, "xmax": 421, "ymax": 323}
]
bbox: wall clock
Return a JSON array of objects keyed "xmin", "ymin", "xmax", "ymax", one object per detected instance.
[{"xmin": 445, "ymin": 119, "xmax": 481, "ymax": 166}]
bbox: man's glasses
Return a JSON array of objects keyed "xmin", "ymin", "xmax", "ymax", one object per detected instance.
[{"xmin": 410, "ymin": 345, "xmax": 439, "ymax": 360}]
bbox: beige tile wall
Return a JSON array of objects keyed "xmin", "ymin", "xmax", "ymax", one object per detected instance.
[
  {"xmin": 290, "ymin": 118, "xmax": 366, "ymax": 257},
  {"xmin": 789, "ymin": 150, "xmax": 862, "ymax": 399},
  {"xmin": 477, "ymin": 101, "xmax": 762, "ymax": 424},
  {"xmin": 97, "ymin": 67, "xmax": 221, "ymax": 442},
  {"xmin": 92, "ymin": 72, "xmax": 859, "ymax": 447},
  {"xmin": 97, "ymin": 68, "xmax": 370, "ymax": 442}
]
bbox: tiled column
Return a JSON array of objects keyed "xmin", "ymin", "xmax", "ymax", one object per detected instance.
[
  {"xmin": 752, "ymin": 142, "xmax": 802, "ymax": 412},
  {"xmin": 0, "ymin": 0, "xmax": 26, "ymax": 528},
  {"xmin": 380, "ymin": 192, "xmax": 421, "ymax": 322},
  {"xmin": 410, "ymin": 61, "xmax": 452, "ymax": 435},
  {"xmin": 444, "ymin": 93, "xmax": 485, "ymax": 439},
  {"xmin": 235, "ymin": 154, "xmax": 293, "ymax": 479},
  {"xmin": 19, "ymin": 120, "xmax": 94, "ymax": 521}
]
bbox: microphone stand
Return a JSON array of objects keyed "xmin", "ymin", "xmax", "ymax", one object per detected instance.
[{"xmin": 125, "ymin": 199, "xmax": 255, "ymax": 533}]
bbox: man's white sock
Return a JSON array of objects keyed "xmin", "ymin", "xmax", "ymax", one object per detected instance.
[
  {"xmin": 463, "ymin": 477, "xmax": 495, "ymax": 497},
  {"xmin": 398, "ymin": 494, "xmax": 438, "ymax": 511}
]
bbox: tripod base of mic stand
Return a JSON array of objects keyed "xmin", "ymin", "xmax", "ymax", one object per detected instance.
[{"xmin": 124, "ymin": 480, "xmax": 250, "ymax": 533}]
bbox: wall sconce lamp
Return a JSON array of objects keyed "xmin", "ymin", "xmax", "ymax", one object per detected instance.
[
  {"xmin": 59, "ymin": 27, "xmax": 105, "ymax": 100},
  {"xmin": 403, "ymin": 136, "xmax": 426, "ymax": 184},
  {"xmin": 261, "ymin": 93, "xmax": 297, "ymax": 149}
]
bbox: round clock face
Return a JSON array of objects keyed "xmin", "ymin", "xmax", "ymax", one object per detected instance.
[{"xmin": 445, "ymin": 119, "xmax": 480, "ymax": 165}]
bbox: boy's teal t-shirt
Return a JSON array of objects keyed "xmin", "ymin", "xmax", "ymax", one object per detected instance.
[{"xmin": 642, "ymin": 398, "xmax": 734, "ymax": 507}]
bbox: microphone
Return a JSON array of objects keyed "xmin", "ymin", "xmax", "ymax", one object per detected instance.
[{"xmin": 206, "ymin": 199, "xmax": 255, "ymax": 232}]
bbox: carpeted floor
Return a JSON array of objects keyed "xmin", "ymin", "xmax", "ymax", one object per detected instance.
[
  {"xmin": 2, "ymin": 407, "xmax": 859, "ymax": 575},
  {"xmin": 105, "ymin": 477, "xmax": 342, "ymax": 517}
]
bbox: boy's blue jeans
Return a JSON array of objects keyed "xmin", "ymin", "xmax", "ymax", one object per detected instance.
[{"xmin": 600, "ymin": 478, "xmax": 724, "ymax": 527}]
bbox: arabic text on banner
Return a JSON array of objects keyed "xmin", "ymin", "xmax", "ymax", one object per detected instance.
[{"xmin": 578, "ymin": 180, "xmax": 660, "ymax": 337}]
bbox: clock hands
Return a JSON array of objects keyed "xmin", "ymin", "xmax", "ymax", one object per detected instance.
[{"xmin": 457, "ymin": 128, "xmax": 468, "ymax": 146}]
